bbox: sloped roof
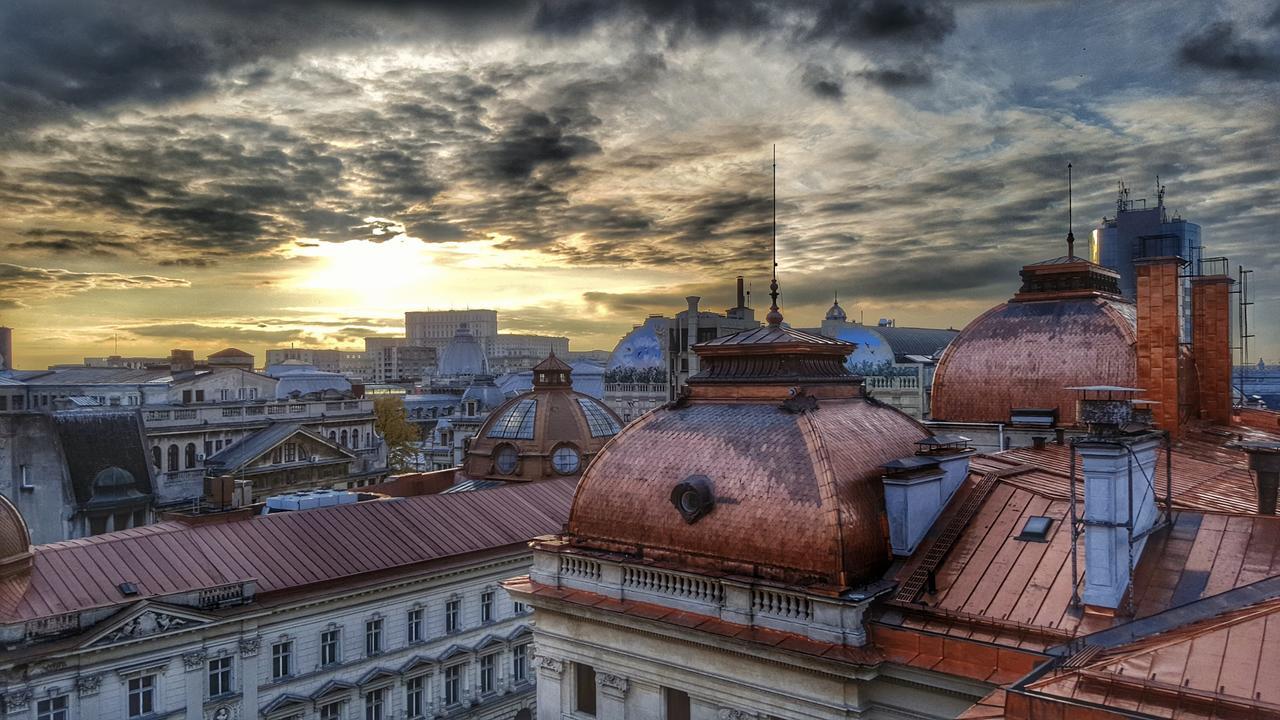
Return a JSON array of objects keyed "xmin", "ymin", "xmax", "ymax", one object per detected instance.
[
  {"xmin": 204, "ymin": 423, "xmax": 352, "ymax": 471},
  {"xmin": 209, "ymin": 347, "xmax": 253, "ymax": 358},
  {"xmin": 0, "ymin": 477, "xmax": 576, "ymax": 622},
  {"xmin": 51, "ymin": 410, "xmax": 153, "ymax": 506}
]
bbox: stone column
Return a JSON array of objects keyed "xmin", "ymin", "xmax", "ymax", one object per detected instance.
[
  {"xmin": 239, "ymin": 635, "xmax": 261, "ymax": 715},
  {"xmin": 533, "ymin": 656, "xmax": 564, "ymax": 720},
  {"xmin": 75, "ymin": 676, "xmax": 102, "ymax": 718},
  {"xmin": 182, "ymin": 650, "xmax": 207, "ymax": 720},
  {"xmin": 596, "ymin": 672, "xmax": 629, "ymax": 719}
]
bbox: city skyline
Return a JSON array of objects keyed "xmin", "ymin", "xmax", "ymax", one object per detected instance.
[{"xmin": 1, "ymin": 0, "xmax": 1278, "ymax": 369}]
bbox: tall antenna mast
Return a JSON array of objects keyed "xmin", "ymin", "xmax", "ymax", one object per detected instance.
[
  {"xmin": 767, "ymin": 145, "xmax": 783, "ymax": 327},
  {"xmin": 1066, "ymin": 163, "xmax": 1075, "ymax": 259}
]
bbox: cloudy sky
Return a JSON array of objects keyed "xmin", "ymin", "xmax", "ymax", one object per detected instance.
[{"xmin": 1, "ymin": 0, "xmax": 1277, "ymax": 368}]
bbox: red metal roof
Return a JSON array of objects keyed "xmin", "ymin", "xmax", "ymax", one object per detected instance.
[
  {"xmin": 890, "ymin": 473, "xmax": 1280, "ymax": 652},
  {"xmin": 1018, "ymin": 598, "xmax": 1280, "ymax": 718},
  {"xmin": 0, "ymin": 479, "xmax": 575, "ymax": 622}
]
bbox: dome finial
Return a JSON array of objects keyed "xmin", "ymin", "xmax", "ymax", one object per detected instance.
[{"xmin": 767, "ymin": 144, "xmax": 783, "ymax": 327}]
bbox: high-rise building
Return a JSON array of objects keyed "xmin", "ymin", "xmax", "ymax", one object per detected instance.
[
  {"xmin": 1092, "ymin": 180, "xmax": 1202, "ymax": 338},
  {"xmin": 405, "ymin": 310, "xmax": 498, "ymax": 355}
]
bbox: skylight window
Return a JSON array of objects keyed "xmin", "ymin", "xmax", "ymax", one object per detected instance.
[
  {"xmin": 1016, "ymin": 516, "xmax": 1053, "ymax": 543},
  {"xmin": 486, "ymin": 399, "xmax": 537, "ymax": 439},
  {"xmin": 577, "ymin": 399, "xmax": 620, "ymax": 437}
]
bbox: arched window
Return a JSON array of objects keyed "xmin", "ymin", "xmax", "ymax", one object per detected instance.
[
  {"xmin": 167, "ymin": 445, "xmax": 179, "ymax": 472},
  {"xmin": 185, "ymin": 443, "xmax": 196, "ymax": 469},
  {"xmin": 329, "ymin": 431, "xmax": 337, "ymax": 444},
  {"xmin": 151, "ymin": 446, "xmax": 161, "ymax": 469},
  {"xmin": 340, "ymin": 430, "xmax": 349, "ymax": 447},
  {"xmin": 494, "ymin": 444, "xmax": 519, "ymax": 475}
]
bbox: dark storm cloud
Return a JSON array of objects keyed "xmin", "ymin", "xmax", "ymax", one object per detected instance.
[
  {"xmin": 7, "ymin": 228, "xmax": 138, "ymax": 256},
  {"xmin": 0, "ymin": 263, "xmax": 188, "ymax": 305},
  {"xmin": 856, "ymin": 62, "xmax": 932, "ymax": 88},
  {"xmin": 0, "ymin": 0, "xmax": 958, "ymax": 134},
  {"xmin": 802, "ymin": 64, "xmax": 845, "ymax": 100},
  {"xmin": 1178, "ymin": 22, "xmax": 1280, "ymax": 79}
]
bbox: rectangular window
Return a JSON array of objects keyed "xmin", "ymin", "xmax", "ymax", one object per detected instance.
[
  {"xmin": 445, "ymin": 599, "xmax": 460, "ymax": 633},
  {"xmin": 480, "ymin": 654, "xmax": 495, "ymax": 694},
  {"xmin": 665, "ymin": 688, "xmax": 691, "ymax": 720},
  {"xmin": 444, "ymin": 665, "xmax": 461, "ymax": 706},
  {"xmin": 407, "ymin": 607, "xmax": 424, "ymax": 644},
  {"xmin": 364, "ymin": 688, "xmax": 385, "ymax": 720},
  {"xmin": 195, "ymin": 389, "xmax": 205, "ymax": 402},
  {"xmin": 513, "ymin": 644, "xmax": 528, "ymax": 683},
  {"xmin": 204, "ymin": 440, "xmax": 213, "ymax": 455},
  {"xmin": 481, "ymin": 591, "xmax": 494, "ymax": 623},
  {"xmin": 320, "ymin": 701, "xmax": 344, "ymax": 720},
  {"xmin": 128, "ymin": 675, "xmax": 155, "ymax": 718},
  {"xmin": 285, "ymin": 443, "xmax": 297, "ymax": 462},
  {"xmin": 406, "ymin": 676, "xmax": 425, "ymax": 719},
  {"xmin": 208, "ymin": 656, "xmax": 232, "ymax": 697},
  {"xmin": 220, "ymin": 389, "xmax": 231, "ymax": 401},
  {"xmin": 321, "ymin": 629, "xmax": 341, "ymax": 666},
  {"xmin": 513, "ymin": 600, "xmax": 527, "ymax": 614},
  {"xmin": 19, "ymin": 464, "xmax": 32, "ymax": 490},
  {"xmin": 182, "ymin": 389, "xmax": 192, "ymax": 403},
  {"xmin": 272, "ymin": 640, "xmax": 293, "ymax": 680},
  {"xmin": 365, "ymin": 618, "xmax": 383, "ymax": 656},
  {"xmin": 36, "ymin": 695, "xmax": 68, "ymax": 720},
  {"xmin": 575, "ymin": 663, "xmax": 597, "ymax": 716}
]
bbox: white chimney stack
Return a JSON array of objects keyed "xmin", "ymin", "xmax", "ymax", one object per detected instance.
[
  {"xmin": 686, "ymin": 296, "xmax": 700, "ymax": 377},
  {"xmin": 1078, "ymin": 433, "xmax": 1161, "ymax": 609}
]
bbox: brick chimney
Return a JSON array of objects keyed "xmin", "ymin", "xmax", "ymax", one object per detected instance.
[
  {"xmin": 1191, "ymin": 274, "xmax": 1234, "ymax": 424},
  {"xmin": 1135, "ymin": 257, "xmax": 1182, "ymax": 436}
]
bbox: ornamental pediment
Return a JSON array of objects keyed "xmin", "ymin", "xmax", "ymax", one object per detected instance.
[{"xmin": 83, "ymin": 603, "xmax": 212, "ymax": 648}]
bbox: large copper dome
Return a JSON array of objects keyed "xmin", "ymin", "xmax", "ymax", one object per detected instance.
[
  {"xmin": 931, "ymin": 256, "xmax": 1136, "ymax": 426},
  {"xmin": 567, "ymin": 317, "xmax": 929, "ymax": 590},
  {"xmin": 0, "ymin": 495, "xmax": 32, "ymax": 578},
  {"xmin": 460, "ymin": 354, "xmax": 622, "ymax": 483}
]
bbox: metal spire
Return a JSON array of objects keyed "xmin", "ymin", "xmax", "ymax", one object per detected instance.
[
  {"xmin": 1066, "ymin": 162, "xmax": 1076, "ymax": 259},
  {"xmin": 767, "ymin": 145, "xmax": 783, "ymax": 326}
]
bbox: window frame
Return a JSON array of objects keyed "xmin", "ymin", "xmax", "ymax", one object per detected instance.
[
  {"xmin": 481, "ymin": 590, "xmax": 494, "ymax": 623},
  {"xmin": 207, "ymin": 655, "xmax": 233, "ymax": 698},
  {"xmin": 365, "ymin": 617, "xmax": 384, "ymax": 657},
  {"xmin": 127, "ymin": 673, "xmax": 156, "ymax": 719},
  {"xmin": 36, "ymin": 694, "xmax": 69, "ymax": 720},
  {"xmin": 320, "ymin": 627, "xmax": 341, "ymax": 666},
  {"xmin": 480, "ymin": 653, "xmax": 495, "ymax": 694},
  {"xmin": 407, "ymin": 606, "xmax": 424, "ymax": 644},
  {"xmin": 445, "ymin": 598, "xmax": 460, "ymax": 634},
  {"xmin": 272, "ymin": 639, "xmax": 293, "ymax": 680},
  {"xmin": 444, "ymin": 664, "xmax": 462, "ymax": 706},
  {"xmin": 405, "ymin": 674, "xmax": 427, "ymax": 719},
  {"xmin": 513, "ymin": 643, "xmax": 529, "ymax": 683},
  {"xmin": 363, "ymin": 687, "xmax": 386, "ymax": 720}
]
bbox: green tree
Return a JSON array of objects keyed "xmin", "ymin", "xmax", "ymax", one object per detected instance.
[{"xmin": 374, "ymin": 396, "xmax": 421, "ymax": 471}]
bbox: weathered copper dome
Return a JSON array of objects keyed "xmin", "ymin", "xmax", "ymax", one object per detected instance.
[
  {"xmin": 567, "ymin": 318, "xmax": 929, "ymax": 590},
  {"xmin": 931, "ymin": 256, "xmax": 1136, "ymax": 426},
  {"xmin": 459, "ymin": 354, "xmax": 622, "ymax": 483},
  {"xmin": 0, "ymin": 495, "xmax": 32, "ymax": 578}
]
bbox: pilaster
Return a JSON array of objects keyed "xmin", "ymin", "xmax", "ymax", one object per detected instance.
[
  {"xmin": 182, "ymin": 649, "xmax": 207, "ymax": 720},
  {"xmin": 533, "ymin": 655, "xmax": 564, "ymax": 720},
  {"xmin": 596, "ymin": 671, "xmax": 629, "ymax": 719}
]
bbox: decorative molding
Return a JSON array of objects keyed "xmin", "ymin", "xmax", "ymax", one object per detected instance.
[
  {"xmin": 204, "ymin": 701, "xmax": 240, "ymax": 720},
  {"xmin": 183, "ymin": 650, "xmax": 208, "ymax": 671},
  {"xmin": 239, "ymin": 635, "xmax": 261, "ymax": 657},
  {"xmin": 75, "ymin": 675, "xmax": 102, "ymax": 697},
  {"xmin": 532, "ymin": 655, "xmax": 563, "ymax": 675},
  {"xmin": 596, "ymin": 672, "xmax": 629, "ymax": 695},
  {"xmin": 90, "ymin": 609, "xmax": 200, "ymax": 647},
  {"xmin": 718, "ymin": 709, "xmax": 758, "ymax": 720},
  {"xmin": 3, "ymin": 690, "xmax": 30, "ymax": 713}
]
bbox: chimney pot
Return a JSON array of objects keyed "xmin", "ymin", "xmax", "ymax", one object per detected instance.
[{"xmin": 1032, "ymin": 436, "xmax": 1047, "ymax": 450}]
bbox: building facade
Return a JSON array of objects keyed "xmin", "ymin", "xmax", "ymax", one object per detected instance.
[
  {"xmin": 265, "ymin": 349, "xmax": 342, "ymax": 374},
  {"xmin": 0, "ymin": 480, "xmax": 575, "ymax": 720},
  {"xmin": 406, "ymin": 311, "xmax": 498, "ymax": 356},
  {"xmin": 489, "ymin": 335, "xmax": 570, "ymax": 375}
]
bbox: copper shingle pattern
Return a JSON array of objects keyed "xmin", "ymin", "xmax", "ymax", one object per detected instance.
[
  {"xmin": 931, "ymin": 297, "xmax": 1137, "ymax": 425},
  {"xmin": 0, "ymin": 478, "xmax": 576, "ymax": 622},
  {"xmin": 568, "ymin": 399, "xmax": 927, "ymax": 587}
]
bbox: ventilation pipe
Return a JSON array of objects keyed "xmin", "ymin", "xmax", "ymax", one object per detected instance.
[
  {"xmin": 1242, "ymin": 443, "xmax": 1280, "ymax": 515},
  {"xmin": 736, "ymin": 276, "xmax": 745, "ymax": 309}
]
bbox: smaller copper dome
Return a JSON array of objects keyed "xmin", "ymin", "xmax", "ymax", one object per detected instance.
[
  {"xmin": 0, "ymin": 495, "xmax": 33, "ymax": 577},
  {"xmin": 459, "ymin": 354, "xmax": 622, "ymax": 483}
]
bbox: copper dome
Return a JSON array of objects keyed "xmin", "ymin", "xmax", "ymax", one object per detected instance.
[
  {"xmin": 460, "ymin": 354, "xmax": 622, "ymax": 483},
  {"xmin": 567, "ymin": 313, "xmax": 929, "ymax": 590},
  {"xmin": 931, "ymin": 257, "xmax": 1137, "ymax": 426},
  {"xmin": 0, "ymin": 495, "xmax": 32, "ymax": 577}
]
